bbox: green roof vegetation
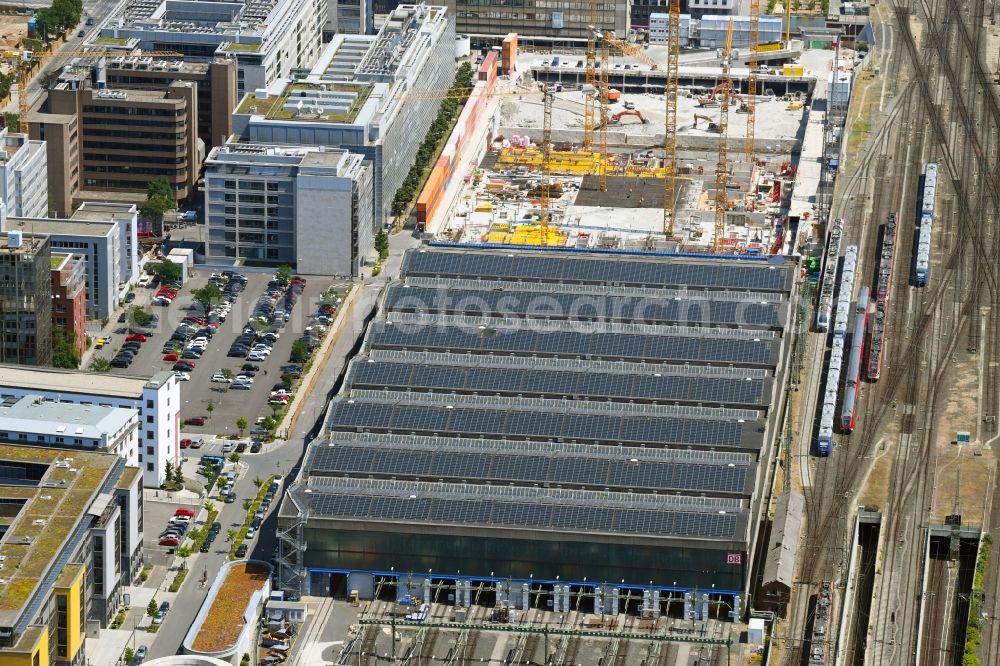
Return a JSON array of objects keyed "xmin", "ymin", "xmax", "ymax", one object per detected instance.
[
  {"xmin": 224, "ymin": 41, "xmax": 261, "ymax": 52},
  {"xmin": 0, "ymin": 446, "xmax": 115, "ymax": 614},
  {"xmin": 95, "ymin": 36, "xmax": 129, "ymax": 45},
  {"xmin": 50, "ymin": 255, "xmax": 64, "ymax": 269}
]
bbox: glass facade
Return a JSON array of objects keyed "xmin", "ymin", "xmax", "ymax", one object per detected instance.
[{"xmin": 303, "ymin": 527, "xmax": 746, "ymax": 592}]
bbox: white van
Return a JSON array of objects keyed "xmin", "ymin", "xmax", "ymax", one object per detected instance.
[{"xmin": 137, "ymin": 274, "xmax": 153, "ymax": 288}]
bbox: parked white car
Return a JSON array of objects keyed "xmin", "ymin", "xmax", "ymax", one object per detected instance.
[{"xmin": 211, "ymin": 373, "xmax": 232, "ymax": 383}]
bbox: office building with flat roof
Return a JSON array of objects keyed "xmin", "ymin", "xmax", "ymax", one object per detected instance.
[
  {"xmin": 0, "ymin": 128, "xmax": 48, "ymax": 219},
  {"xmin": 232, "ymin": 4, "xmax": 455, "ymax": 228},
  {"xmin": 0, "ymin": 395, "xmax": 139, "ymax": 468},
  {"xmin": 0, "ymin": 231, "xmax": 52, "ymax": 367},
  {"xmin": 279, "ymin": 246, "xmax": 797, "ymax": 615},
  {"xmin": 204, "ymin": 143, "xmax": 374, "ymax": 274},
  {"xmin": 0, "ymin": 444, "xmax": 142, "ymax": 662},
  {"xmin": 0, "ymin": 366, "xmax": 181, "ymax": 488},
  {"xmin": 1, "ymin": 204, "xmax": 140, "ymax": 320},
  {"xmin": 99, "ymin": 0, "xmax": 323, "ymax": 97},
  {"xmin": 50, "ymin": 253, "xmax": 87, "ymax": 358},
  {"xmin": 29, "ymin": 66, "xmax": 201, "ymax": 214},
  {"xmin": 442, "ymin": 0, "xmax": 629, "ymax": 45}
]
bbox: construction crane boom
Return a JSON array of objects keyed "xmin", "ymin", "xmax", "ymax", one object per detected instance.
[
  {"xmin": 600, "ymin": 32, "xmax": 659, "ymax": 70},
  {"xmin": 746, "ymin": 0, "xmax": 760, "ymax": 162},
  {"xmin": 539, "ymin": 85, "xmax": 554, "ymax": 245},
  {"xmin": 663, "ymin": 0, "xmax": 681, "ymax": 237},
  {"xmin": 714, "ymin": 18, "xmax": 735, "ymax": 253},
  {"xmin": 583, "ymin": 0, "xmax": 598, "ymax": 149}
]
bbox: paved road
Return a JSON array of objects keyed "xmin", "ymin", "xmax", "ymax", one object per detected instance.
[{"xmin": 146, "ymin": 229, "xmax": 421, "ymax": 659}]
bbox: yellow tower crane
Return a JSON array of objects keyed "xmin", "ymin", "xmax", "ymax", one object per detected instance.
[
  {"xmin": 714, "ymin": 18, "xmax": 735, "ymax": 253},
  {"xmin": 583, "ymin": 0, "xmax": 598, "ymax": 149},
  {"xmin": 539, "ymin": 85, "xmax": 554, "ymax": 245},
  {"xmin": 598, "ymin": 34, "xmax": 610, "ymax": 193},
  {"xmin": 746, "ymin": 0, "xmax": 760, "ymax": 162},
  {"xmin": 663, "ymin": 0, "xmax": 681, "ymax": 237}
]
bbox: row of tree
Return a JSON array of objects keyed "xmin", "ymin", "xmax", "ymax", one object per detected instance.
[{"xmin": 390, "ymin": 62, "xmax": 475, "ymax": 217}]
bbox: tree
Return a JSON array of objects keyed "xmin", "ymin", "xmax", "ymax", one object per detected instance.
[
  {"xmin": 290, "ymin": 339, "xmax": 310, "ymax": 364},
  {"xmin": 228, "ymin": 452, "xmax": 241, "ymax": 464},
  {"xmin": 124, "ymin": 647, "xmax": 135, "ymax": 664},
  {"xmin": 243, "ymin": 498, "xmax": 253, "ymax": 511},
  {"xmin": 139, "ymin": 177, "xmax": 177, "ymax": 232},
  {"xmin": 147, "ymin": 599, "xmax": 159, "ymax": 618},
  {"xmin": 281, "ymin": 372, "xmax": 295, "ymax": 387},
  {"xmin": 206, "ymin": 401, "xmax": 215, "ymax": 419},
  {"xmin": 177, "ymin": 545, "xmax": 191, "ymax": 559},
  {"xmin": 275, "ymin": 264, "xmax": 293, "ymax": 283},
  {"xmin": 262, "ymin": 415, "xmax": 277, "ymax": 432},
  {"xmin": 52, "ymin": 328, "xmax": 81, "ymax": 369},
  {"xmin": 164, "ymin": 462, "xmax": 174, "ymax": 486},
  {"xmin": 89, "ymin": 357, "xmax": 111, "ymax": 372},
  {"xmin": 374, "ymin": 229, "xmax": 389, "ymax": 262},
  {"xmin": 204, "ymin": 500, "xmax": 216, "ymax": 514},
  {"xmin": 127, "ymin": 306, "xmax": 152, "ymax": 328},
  {"xmin": 150, "ymin": 260, "xmax": 182, "ymax": 284},
  {"xmin": 3, "ymin": 112, "xmax": 16, "ymax": 133},
  {"xmin": 226, "ymin": 528, "xmax": 238, "ymax": 543},
  {"xmin": 236, "ymin": 417, "xmax": 248, "ymax": 437},
  {"xmin": 241, "ymin": 653, "xmax": 251, "ymax": 666},
  {"xmin": 191, "ymin": 283, "xmax": 223, "ymax": 314},
  {"xmin": 253, "ymin": 476, "xmax": 264, "ymax": 489},
  {"xmin": 221, "ymin": 368, "xmax": 235, "ymax": 380},
  {"xmin": 172, "ymin": 464, "xmax": 184, "ymax": 486}
]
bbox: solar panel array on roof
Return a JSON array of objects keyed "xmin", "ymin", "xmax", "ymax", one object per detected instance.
[
  {"xmin": 349, "ymin": 360, "xmax": 769, "ymax": 408},
  {"xmin": 384, "ymin": 284, "xmax": 783, "ymax": 329},
  {"xmin": 326, "ymin": 399, "xmax": 758, "ymax": 450},
  {"xmin": 300, "ymin": 247, "xmax": 793, "ymax": 554},
  {"xmin": 306, "ymin": 491, "xmax": 740, "ymax": 539},
  {"xmin": 310, "ymin": 443, "xmax": 752, "ymax": 496},
  {"xmin": 367, "ymin": 321, "xmax": 778, "ymax": 367},
  {"xmin": 404, "ymin": 249, "xmax": 791, "ymax": 292}
]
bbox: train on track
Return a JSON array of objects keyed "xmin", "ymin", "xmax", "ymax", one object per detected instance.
[
  {"xmin": 817, "ymin": 243, "xmax": 858, "ymax": 455},
  {"xmin": 913, "ymin": 162, "xmax": 937, "ymax": 286},
  {"xmin": 841, "ymin": 286, "xmax": 869, "ymax": 432},
  {"xmin": 815, "ymin": 218, "xmax": 845, "ymax": 331},
  {"xmin": 867, "ymin": 213, "xmax": 898, "ymax": 380},
  {"xmin": 808, "ymin": 580, "xmax": 835, "ymax": 665}
]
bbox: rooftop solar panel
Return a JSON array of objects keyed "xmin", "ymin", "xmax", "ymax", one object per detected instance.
[{"xmin": 406, "ymin": 249, "xmax": 791, "ymax": 292}]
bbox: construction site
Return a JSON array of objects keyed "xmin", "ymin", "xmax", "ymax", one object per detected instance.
[{"xmin": 422, "ymin": 22, "xmax": 840, "ymax": 257}]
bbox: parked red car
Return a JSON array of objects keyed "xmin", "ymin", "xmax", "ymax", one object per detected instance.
[
  {"xmin": 180, "ymin": 438, "xmax": 192, "ymax": 449},
  {"xmin": 159, "ymin": 536, "xmax": 179, "ymax": 547},
  {"xmin": 174, "ymin": 507, "xmax": 196, "ymax": 517},
  {"xmin": 163, "ymin": 353, "xmax": 178, "ymax": 362},
  {"xmin": 126, "ymin": 334, "xmax": 147, "ymax": 342},
  {"xmin": 175, "ymin": 360, "xmax": 195, "ymax": 369},
  {"xmin": 184, "ymin": 416, "xmax": 206, "ymax": 426}
]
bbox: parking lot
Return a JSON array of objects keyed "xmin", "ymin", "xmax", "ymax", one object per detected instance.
[{"xmin": 93, "ymin": 268, "xmax": 350, "ymax": 437}]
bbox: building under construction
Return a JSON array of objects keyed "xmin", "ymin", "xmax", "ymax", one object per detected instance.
[{"xmin": 278, "ymin": 245, "xmax": 798, "ymax": 620}]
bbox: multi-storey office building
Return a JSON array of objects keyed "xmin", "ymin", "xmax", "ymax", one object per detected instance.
[
  {"xmin": 99, "ymin": 0, "xmax": 324, "ymax": 96},
  {"xmin": 0, "ymin": 445, "xmax": 143, "ymax": 664},
  {"xmin": 204, "ymin": 143, "xmax": 374, "ymax": 274},
  {"xmin": 0, "ymin": 367, "xmax": 180, "ymax": 488},
  {"xmin": 50, "ymin": 253, "xmax": 87, "ymax": 357},
  {"xmin": 0, "ymin": 128, "xmax": 48, "ymax": 219},
  {"xmin": 0, "ymin": 231, "xmax": 52, "ymax": 367},
  {"xmin": 232, "ymin": 4, "xmax": 454, "ymax": 228},
  {"xmin": 443, "ymin": 0, "xmax": 629, "ymax": 44},
  {"xmin": 30, "ymin": 68, "xmax": 200, "ymax": 213},
  {"xmin": 2, "ymin": 204, "xmax": 140, "ymax": 320}
]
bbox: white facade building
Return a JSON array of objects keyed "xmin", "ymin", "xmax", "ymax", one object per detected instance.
[
  {"xmin": 100, "ymin": 0, "xmax": 324, "ymax": 96},
  {"xmin": 0, "ymin": 128, "xmax": 48, "ymax": 218},
  {"xmin": 0, "ymin": 367, "xmax": 180, "ymax": 487},
  {"xmin": 0, "ymin": 203, "xmax": 140, "ymax": 319},
  {"xmin": 649, "ymin": 13, "xmax": 691, "ymax": 46},
  {"xmin": 231, "ymin": 4, "xmax": 455, "ymax": 228},
  {"xmin": 0, "ymin": 394, "xmax": 139, "ymax": 468},
  {"xmin": 204, "ymin": 144, "xmax": 374, "ymax": 275}
]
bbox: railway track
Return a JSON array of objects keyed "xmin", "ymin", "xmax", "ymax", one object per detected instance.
[{"xmin": 920, "ymin": 538, "xmax": 961, "ymax": 665}]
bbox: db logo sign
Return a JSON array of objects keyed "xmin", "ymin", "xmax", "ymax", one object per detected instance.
[{"xmin": 726, "ymin": 553, "xmax": 743, "ymax": 565}]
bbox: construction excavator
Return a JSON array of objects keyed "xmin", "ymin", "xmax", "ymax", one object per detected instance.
[
  {"xmin": 696, "ymin": 82, "xmax": 747, "ymax": 111},
  {"xmin": 601, "ymin": 109, "xmax": 650, "ymax": 127},
  {"xmin": 693, "ymin": 114, "xmax": 720, "ymax": 132}
]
